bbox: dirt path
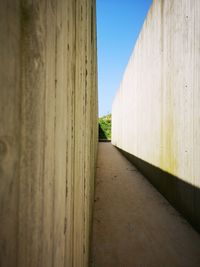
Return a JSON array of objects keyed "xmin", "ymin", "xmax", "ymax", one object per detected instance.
[{"xmin": 90, "ymin": 143, "xmax": 200, "ymax": 267}]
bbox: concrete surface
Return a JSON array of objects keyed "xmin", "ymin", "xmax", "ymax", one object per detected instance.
[
  {"xmin": 112, "ymin": 0, "xmax": 200, "ymax": 231},
  {"xmin": 91, "ymin": 143, "xmax": 200, "ymax": 267},
  {"xmin": 0, "ymin": 1, "xmax": 97, "ymax": 267}
]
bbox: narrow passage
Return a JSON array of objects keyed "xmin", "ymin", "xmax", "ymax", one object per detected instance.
[{"xmin": 90, "ymin": 143, "xmax": 200, "ymax": 267}]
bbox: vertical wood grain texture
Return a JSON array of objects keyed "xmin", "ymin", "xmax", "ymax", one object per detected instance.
[
  {"xmin": 0, "ymin": 0, "xmax": 98, "ymax": 266},
  {"xmin": 0, "ymin": 1, "xmax": 20, "ymax": 267}
]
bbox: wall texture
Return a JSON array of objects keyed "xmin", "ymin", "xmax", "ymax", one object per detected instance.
[
  {"xmin": 0, "ymin": 0, "xmax": 98, "ymax": 266},
  {"xmin": 112, "ymin": 0, "xmax": 200, "ymax": 230}
]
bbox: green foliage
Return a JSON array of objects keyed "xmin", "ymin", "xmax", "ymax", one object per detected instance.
[{"xmin": 99, "ymin": 114, "xmax": 111, "ymax": 140}]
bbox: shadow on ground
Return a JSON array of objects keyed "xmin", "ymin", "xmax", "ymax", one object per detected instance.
[{"xmin": 117, "ymin": 147, "xmax": 200, "ymax": 234}]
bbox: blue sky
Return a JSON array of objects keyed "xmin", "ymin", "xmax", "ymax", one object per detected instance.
[{"xmin": 97, "ymin": 0, "xmax": 152, "ymax": 117}]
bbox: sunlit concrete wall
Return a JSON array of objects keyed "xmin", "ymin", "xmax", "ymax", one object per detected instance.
[
  {"xmin": 112, "ymin": 0, "xmax": 200, "ymax": 229},
  {"xmin": 0, "ymin": 1, "xmax": 98, "ymax": 266}
]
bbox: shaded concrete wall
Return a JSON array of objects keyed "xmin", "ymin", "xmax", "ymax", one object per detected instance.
[
  {"xmin": 112, "ymin": 0, "xmax": 200, "ymax": 229},
  {"xmin": 0, "ymin": 1, "xmax": 98, "ymax": 266}
]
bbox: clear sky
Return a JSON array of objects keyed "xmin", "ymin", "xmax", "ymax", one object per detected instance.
[{"xmin": 96, "ymin": 0, "xmax": 152, "ymax": 117}]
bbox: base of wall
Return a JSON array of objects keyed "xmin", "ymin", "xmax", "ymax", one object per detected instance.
[{"xmin": 116, "ymin": 146, "xmax": 200, "ymax": 234}]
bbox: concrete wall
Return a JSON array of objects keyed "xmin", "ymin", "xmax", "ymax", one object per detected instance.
[
  {"xmin": 112, "ymin": 0, "xmax": 200, "ymax": 230},
  {"xmin": 0, "ymin": 1, "xmax": 98, "ymax": 266}
]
